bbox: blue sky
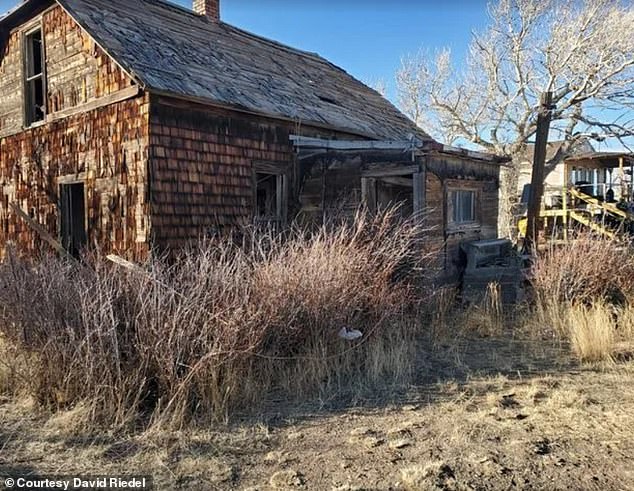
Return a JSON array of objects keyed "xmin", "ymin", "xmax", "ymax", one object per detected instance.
[{"xmin": 190, "ymin": 0, "xmax": 490, "ymax": 99}]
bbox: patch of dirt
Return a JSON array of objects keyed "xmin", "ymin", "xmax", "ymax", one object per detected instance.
[{"xmin": 1, "ymin": 335, "xmax": 634, "ymax": 490}]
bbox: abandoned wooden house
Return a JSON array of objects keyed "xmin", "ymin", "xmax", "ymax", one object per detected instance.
[{"xmin": 0, "ymin": 0, "xmax": 507, "ymax": 277}]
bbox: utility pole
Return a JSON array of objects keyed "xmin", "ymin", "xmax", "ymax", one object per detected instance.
[{"xmin": 525, "ymin": 92, "xmax": 554, "ymax": 253}]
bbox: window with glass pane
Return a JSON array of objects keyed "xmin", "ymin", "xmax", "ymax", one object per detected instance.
[{"xmin": 451, "ymin": 190, "xmax": 476, "ymax": 223}]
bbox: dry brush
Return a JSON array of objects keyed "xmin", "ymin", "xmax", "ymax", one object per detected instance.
[{"xmin": 0, "ymin": 209, "xmax": 437, "ymax": 429}]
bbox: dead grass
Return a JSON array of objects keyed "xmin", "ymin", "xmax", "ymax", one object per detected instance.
[
  {"xmin": 566, "ymin": 303, "xmax": 616, "ymax": 363},
  {"xmin": 618, "ymin": 305, "xmax": 634, "ymax": 340},
  {"xmin": 2, "ymin": 358, "xmax": 633, "ymax": 490},
  {"xmin": 427, "ymin": 287, "xmax": 457, "ymax": 343},
  {"xmin": 3, "ymin": 212, "xmax": 634, "ymax": 488},
  {"xmin": 401, "ymin": 461, "xmax": 459, "ymax": 491},
  {"xmin": 527, "ymin": 235, "xmax": 634, "ymax": 363},
  {"xmin": 0, "ymin": 252, "xmax": 632, "ymax": 488},
  {"xmin": 0, "ymin": 336, "xmax": 36, "ymax": 397},
  {"xmin": 457, "ymin": 282, "xmax": 505, "ymax": 338},
  {"xmin": 529, "ymin": 300, "xmax": 634, "ymax": 363}
]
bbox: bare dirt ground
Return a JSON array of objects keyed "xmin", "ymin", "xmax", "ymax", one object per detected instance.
[{"xmin": 1, "ymin": 334, "xmax": 634, "ymax": 491}]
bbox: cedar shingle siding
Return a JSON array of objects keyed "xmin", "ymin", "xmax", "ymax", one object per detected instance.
[
  {"xmin": 149, "ymin": 98, "xmax": 286, "ymax": 248},
  {"xmin": 1, "ymin": 5, "xmax": 149, "ymax": 260}
]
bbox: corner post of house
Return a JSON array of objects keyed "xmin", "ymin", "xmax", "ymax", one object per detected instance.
[
  {"xmin": 412, "ymin": 155, "xmax": 426, "ymax": 223},
  {"xmin": 618, "ymin": 156, "xmax": 624, "ymax": 199},
  {"xmin": 361, "ymin": 176, "xmax": 377, "ymax": 213},
  {"xmin": 631, "ymin": 160, "xmax": 634, "ymax": 201},
  {"xmin": 276, "ymin": 173, "xmax": 288, "ymax": 225},
  {"xmin": 563, "ymin": 160, "xmax": 569, "ymax": 243}
]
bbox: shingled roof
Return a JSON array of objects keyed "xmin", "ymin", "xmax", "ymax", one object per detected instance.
[{"xmin": 1, "ymin": 0, "xmax": 431, "ymax": 141}]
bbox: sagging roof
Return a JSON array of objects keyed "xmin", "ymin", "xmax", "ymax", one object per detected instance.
[{"xmin": 1, "ymin": 0, "xmax": 432, "ymax": 141}]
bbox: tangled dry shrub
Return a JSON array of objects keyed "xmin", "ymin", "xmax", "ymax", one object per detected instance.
[
  {"xmin": 0, "ymin": 335, "xmax": 36, "ymax": 396},
  {"xmin": 0, "ymin": 257, "xmax": 152, "ymax": 424},
  {"xmin": 531, "ymin": 233, "xmax": 634, "ymax": 306},
  {"xmin": 0, "ymin": 208, "xmax": 435, "ymax": 428}
]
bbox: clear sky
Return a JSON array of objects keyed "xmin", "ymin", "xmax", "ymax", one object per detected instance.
[{"xmin": 0, "ymin": 0, "xmax": 489, "ymax": 100}]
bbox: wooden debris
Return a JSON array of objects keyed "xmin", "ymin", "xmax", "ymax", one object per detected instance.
[{"xmin": 9, "ymin": 202, "xmax": 73, "ymax": 260}]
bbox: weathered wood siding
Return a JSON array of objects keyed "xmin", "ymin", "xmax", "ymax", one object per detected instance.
[
  {"xmin": 0, "ymin": 31, "xmax": 24, "ymax": 136},
  {"xmin": 44, "ymin": 6, "xmax": 134, "ymax": 114},
  {"xmin": 0, "ymin": 5, "xmax": 135, "ymax": 137},
  {"xmin": 424, "ymin": 171, "xmax": 445, "ymax": 251},
  {"xmin": 0, "ymin": 95, "xmax": 150, "ymax": 260},
  {"xmin": 0, "ymin": 5, "xmax": 148, "ymax": 260},
  {"xmin": 148, "ymin": 97, "xmax": 295, "ymax": 249},
  {"xmin": 295, "ymin": 153, "xmax": 500, "ymax": 277},
  {"xmin": 426, "ymin": 153, "xmax": 500, "ymax": 279},
  {"xmin": 147, "ymin": 97, "xmax": 368, "ymax": 249}
]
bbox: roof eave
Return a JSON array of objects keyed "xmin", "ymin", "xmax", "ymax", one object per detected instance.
[
  {"xmin": 0, "ymin": 0, "xmax": 44, "ymax": 26},
  {"xmin": 1, "ymin": 0, "xmax": 433, "ymax": 144},
  {"xmin": 0, "ymin": 0, "xmax": 50, "ymax": 49},
  {"xmin": 150, "ymin": 88, "xmax": 430, "ymax": 142},
  {"xmin": 0, "ymin": 0, "xmax": 146, "ymax": 89},
  {"xmin": 424, "ymin": 142, "xmax": 510, "ymax": 165}
]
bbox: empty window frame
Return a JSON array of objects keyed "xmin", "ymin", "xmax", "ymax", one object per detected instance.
[
  {"xmin": 449, "ymin": 189, "xmax": 477, "ymax": 224},
  {"xmin": 362, "ymin": 169, "xmax": 425, "ymax": 219},
  {"xmin": 24, "ymin": 27, "xmax": 46, "ymax": 126},
  {"xmin": 255, "ymin": 172, "xmax": 287, "ymax": 223},
  {"xmin": 367, "ymin": 176, "xmax": 414, "ymax": 217}
]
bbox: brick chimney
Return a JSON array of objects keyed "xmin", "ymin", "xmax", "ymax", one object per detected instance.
[{"xmin": 193, "ymin": 0, "xmax": 220, "ymax": 22}]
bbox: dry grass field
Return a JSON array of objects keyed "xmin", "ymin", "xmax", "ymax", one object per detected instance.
[
  {"xmin": 1, "ymin": 332, "xmax": 633, "ymax": 490},
  {"xmin": 1, "ymin": 221, "xmax": 634, "ymax": 490}
]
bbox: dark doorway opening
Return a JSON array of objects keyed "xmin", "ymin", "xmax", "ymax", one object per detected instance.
[{"xmin": 59, "ymin": 182, "xmax": 87, "ymax": 258}]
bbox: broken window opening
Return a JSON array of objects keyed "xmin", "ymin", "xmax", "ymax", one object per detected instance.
[
  {"xmin": 255, "ymin": 171, "xmax": 287, "ymax": 225},
  {"xmin": 450, "ymin": 189, "xmax": 477, "ymax": 224},
  {"xmin": 24, "ymin": 28, "xmax": 46, "ymax": 126},
  {"xmin": 376, "ymin": 177, "xmax": 414, "ymax": 217},
  {"xmin": 362, "ymin": 173, "xmax": 421, "ymax": 219},
  {"xmin": 59, "ymin": 182, "xmax": 87, "ymax": 258}
]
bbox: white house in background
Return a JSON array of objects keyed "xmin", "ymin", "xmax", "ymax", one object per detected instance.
[{"xmin": 517, "ymin": 140, "xmax": 595, "ymax": 207}]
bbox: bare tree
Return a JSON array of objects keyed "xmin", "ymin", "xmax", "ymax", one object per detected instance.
[{"xmin": 397, "ymin": 0, "xmax": 634, "ymax": 233}]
